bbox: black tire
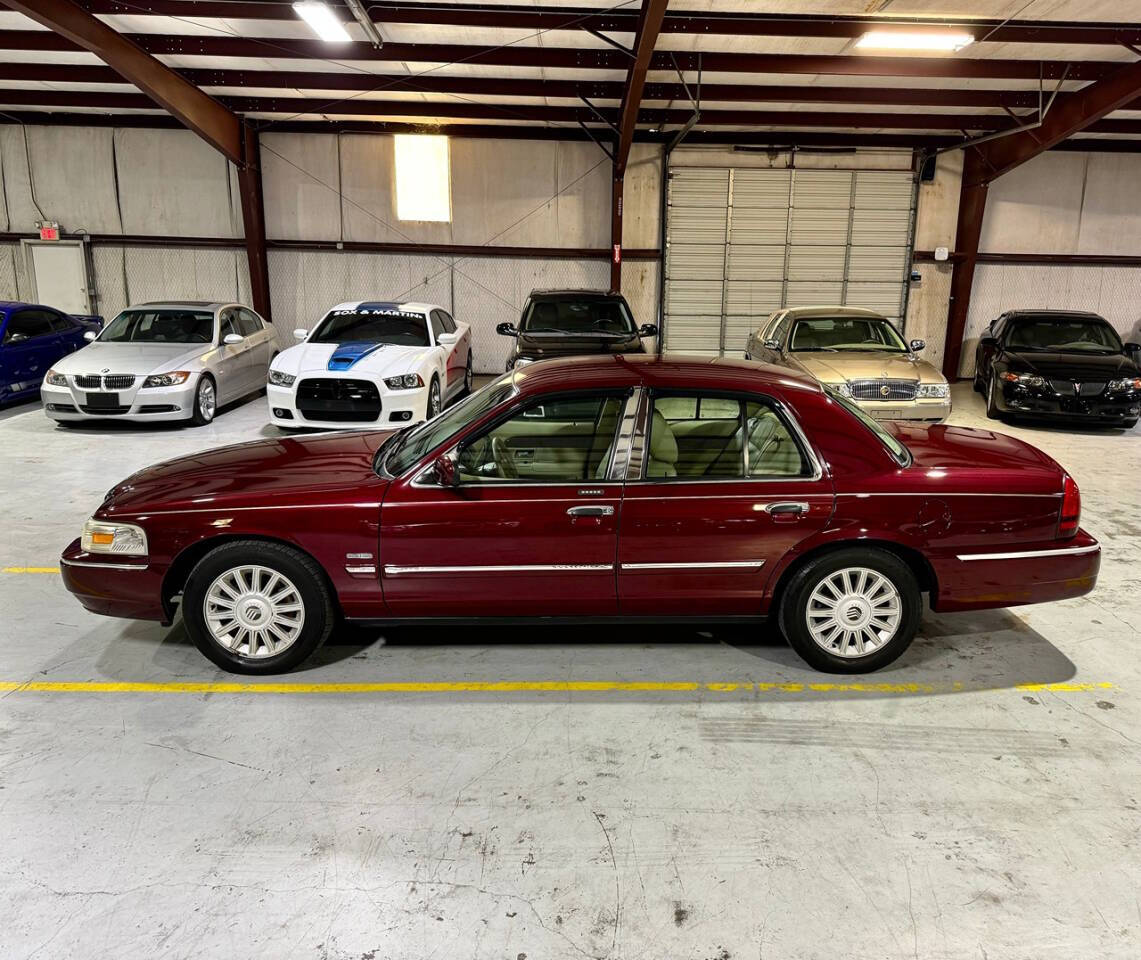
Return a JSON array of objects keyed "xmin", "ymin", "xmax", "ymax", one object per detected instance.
[
  {"xmin": 181, "ymin": 540, "xmax": 335, "ymax": 674},
  {"xmin": 984, "ymin": 373, "xmax": 1002, "ymax": 420},
  {"xmin": 190, "ymin": 374, "xmax": 217, "ymax": 426},
  {"xmin": 778, "ymin": 547, "xmax": 922, "ymax": 674},
  {"xmin": 973, "ymin": 364, "xmax": 984, "ymax": 393},
  {"xmin": 462, "ymin": 354, "xmax": 474, "ymax": 396},
  {"xmin": 1124, "ymin": 418, "xmax": 1139, "ymax": 429}
]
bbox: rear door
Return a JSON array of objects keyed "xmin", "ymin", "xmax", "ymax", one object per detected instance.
[
  {"xmin": 238, "ymin": 308, "xmax": 274, "ymax": 383},
  {"xmin": 617, "ymin": 389, "xmax": 834, "ymax": 616},
  {"xmin": 379, "ymin": 390, "xmax": 634, "ymax": 617},
  {"xmin": 1, "ymin": 308, "xmax": 57, "ymax": 395}
]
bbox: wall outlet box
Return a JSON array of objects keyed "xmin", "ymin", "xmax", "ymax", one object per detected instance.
[{"xmin": 934, "ymin": 246, "xmax": 949, "ymax": 261}]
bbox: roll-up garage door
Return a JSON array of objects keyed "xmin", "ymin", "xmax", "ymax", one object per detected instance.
[{"xmin": 664, "ymin": 166, "xmax": 916, "ymax": 356}]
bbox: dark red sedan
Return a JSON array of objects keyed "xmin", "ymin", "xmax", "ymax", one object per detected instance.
[{"xmin": 61, "ymin": 355, "xmax": 1099, "ymax": 674}]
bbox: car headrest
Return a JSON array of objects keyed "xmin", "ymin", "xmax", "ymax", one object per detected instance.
[{"xmin": 649, "ymin": 409, "xmax": 678, "ymax": 464}]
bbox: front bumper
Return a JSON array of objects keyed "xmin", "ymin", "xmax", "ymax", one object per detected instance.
[
  {"xmin": 267, "ymin": 379, "xmax": 430, "ymax": 430},
  {"xmin": 930, "ymin": 529, "xmax": 1100, "ymax": 613},
  {"xmin": 60, "ymin": 538, "xmax": 167, "ymax": 621},
  {"xmin": 41, "ymin": 378, "xmax": 196, "ymax": 422},
  {"xmin": 851, "ymin": 397, "xmax": 951, "ymax": 422},
  {"xmin": 996, "ymin": 382, "xmax": 1139, "ymax": 425}
]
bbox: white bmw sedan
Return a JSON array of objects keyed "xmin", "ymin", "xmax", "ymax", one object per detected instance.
[
  {"xmin": 267, "ymin": 301, "xmax": 472, "ymax": 430},
  {"xmin": 41, "ymin": 301, "xmax": 276, "ymax": 426}
]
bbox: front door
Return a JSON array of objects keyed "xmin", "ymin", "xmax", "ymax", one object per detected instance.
[
  {"xmin": 617, "ymin": 390, "xmax": 834, "ymax": 616},
  {"xmin": 1, "ymin": 308, "xmax": 58, "ymax": 396},
  {"xmin": 379, "ymin": 390, "xmax": 632, "ymax": 616}
]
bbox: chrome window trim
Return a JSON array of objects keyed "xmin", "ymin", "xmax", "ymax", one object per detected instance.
[
  {"xmin": 61, "ymin": 558, "xmax": 149, "ymax": 571},
  {"xmin": 620, "ymin": 560, "xmax": 765, "ymax": 571},
  {"xmin": 385, "ymin": 563, "xmax": 614, "ymax": 575},
  {"xmin": 606, "ymin": 389, "xmax": 642, "ymax": 482},
  {"xmin": 956, "ymin": 544, "xmax": 1098, "ymax": 561}
]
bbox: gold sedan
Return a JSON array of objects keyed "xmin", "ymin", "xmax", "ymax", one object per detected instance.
[{"xmin": 745, "ymin": 306, "xmax": 951, "ymax": 422}]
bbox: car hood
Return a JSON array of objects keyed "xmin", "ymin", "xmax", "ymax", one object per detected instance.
[
  {"xmin": 276, "ymin": 342, "xmax": 431, "ymax": 378},
  {"xmin": 1004, "ymin": 349, "xmax": 1136, "ymax": 380},
  {"xmin": 515, "ymin": 332, "xmax": 644, "ymax": 361},
  {"xmin": 792, "ymin": 351, "xmax": 943, "ymax": 384},
  {"xmin": 53, "ymin": 341, "xmax": 208, "ymax": 375},
  {"xmin": 99, "ymin": 430, "xmax": 395, "ymax": 517},
  {"xmin": 885, "ymin": 422, "xmax": 1064, "ymax": 493}
]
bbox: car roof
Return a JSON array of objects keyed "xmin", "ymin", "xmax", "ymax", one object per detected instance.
[
  {"xmin": 527, "ymin": 289, "xmax": 623, "ymax": 300},
  {"xmin": 1001, "ymin": 309, "xmax": 1107, "ymax": 321},
  {"xmin": 328, "ymin": 300, "xmax": 439, "ymax": 314},
  {"xmin": 133, "ymin": 300, "xmax": 228, "ymax": 310},
  {"xmin": 779, "ymin": 305, "xmax": 887, "ymax": 320},
  {"xmin": 512, "ymin": 353, "xmax": 823, "ymax": 396}
]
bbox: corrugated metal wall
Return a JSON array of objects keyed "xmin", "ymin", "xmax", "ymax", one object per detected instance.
[{"xmin": 663, "ymin": 158, "xmax": 915, "ymax": 356}]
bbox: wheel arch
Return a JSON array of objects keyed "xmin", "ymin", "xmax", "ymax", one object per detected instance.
[
  {"xmin": 161, "ymin": 533, "xmax": 341, "ymax": 621},
  {"xmin": 767, "ymin": 538, "xmax": 939, "ymax": 619}
]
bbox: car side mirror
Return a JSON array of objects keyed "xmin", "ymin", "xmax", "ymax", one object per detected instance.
[
  {"xmin": 909, "ymin": 338, "xmax": 926, "ymax": 352},
  {"xmin": 979, "ymin": 335, "xmax": 998, "ymax": 349},
  {"xmin": 437, "ymin": 331, "xmax": 458, "ymax": 346},
  {"xmin": 638, "ymin": 323, "xmax": 658, "ymax": 338},
  {"xmin": 762, "ymin": 338, "xmax": 782, "ymax": 351},
  {"xmin": 223, "ymin": 333, "xmax": 243, "ymax": 345},
  {"xmin": 496, "ymin": 322, "xmax": 519, "ymax": 337},
  {"xmin": 1125, "ymin": 341, "xmax": 1141, "ymax": 360},
  {"xmin": 432, "ymin": 454, "xmax": 459, "ymax": 487},
  {"xmin": 83, "ymin": 330, "xmax": 97, "ymax": 341},
  {"xmin": 293, "ymin": 328, "xmax": 307, "ymax": 342}
]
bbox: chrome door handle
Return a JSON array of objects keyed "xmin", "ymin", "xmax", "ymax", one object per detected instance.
[
  {"xmin": 567, "ymin": 505, "xmax": 615, "ymax": 517},
  {"xmin": 763, "ymin": 501, "xmax": 809, "ymax": 516}
]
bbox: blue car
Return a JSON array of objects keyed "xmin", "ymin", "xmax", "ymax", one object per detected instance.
[{"xmin": 0, "ymin": 302, "xmax": 102, "ymax": 405}]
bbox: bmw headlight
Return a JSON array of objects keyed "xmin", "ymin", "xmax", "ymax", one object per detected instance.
[
  {"xmin": 45, "ymin": 369, "xmax": 68, "ymax": 387},
  {"xmin": 142, "ymin": 371, "xmax": 190, "ymax": 388},
  {"xmin": 268, "ymin": 369, "xmax": 296, "ymax": 387},
  {"xmin": 81, "ymin": 518, "xmax": 148, "ymax": 556},
  {"xmin": 1001, "ymin": 372, "xmax": 1048, "ymax": 390},
  {"xmin": 384, "ymin": 374, "xmax": 424, "ymax": 390},
  {"xmin": 917, "ymin": 383, "xmax": 950, "ymax": 399},
  {"xmin": 825, "ymin": 381, "xmax": 852, "ymax": 398},
  {"xmin": 1107, "ymin": 376, "xmax": 1141, "ymax": 393}
]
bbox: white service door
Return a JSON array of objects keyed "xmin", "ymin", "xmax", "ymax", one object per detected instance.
[{"xmin": 28, "ymin": 242, "xmax": 89, "ymax": 314}]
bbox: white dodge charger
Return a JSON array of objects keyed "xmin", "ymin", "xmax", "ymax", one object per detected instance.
[{"xmin": 267, "ymin": 300, "xmax": 472, "ymax": 430}]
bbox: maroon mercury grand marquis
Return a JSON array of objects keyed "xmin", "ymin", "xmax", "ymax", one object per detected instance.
[{"xmin": 61, "ymin": 355, "xmax": 1099, "ymax": 675}]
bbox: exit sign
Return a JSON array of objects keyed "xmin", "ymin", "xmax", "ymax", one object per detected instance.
[{"xmin": 38, "ymin": 222, "xmax": 60, "ymax": 241}]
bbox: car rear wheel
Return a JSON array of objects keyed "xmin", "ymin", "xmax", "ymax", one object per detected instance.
[
  {"xmin": 190, "ymin": 375, "xmax": 216, "ymax": 426},
  {"xmin": 182, "ymin": 540, "xmax": 334, "ymax": 674},
  {"xmin": 778, "ymin": 548, "xmax": 921, "ymax": 673}
]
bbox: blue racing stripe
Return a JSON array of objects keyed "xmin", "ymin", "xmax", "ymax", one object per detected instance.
[{"xmin": 328, "ymin": 341, "xmax": 386, "ymax": 370}]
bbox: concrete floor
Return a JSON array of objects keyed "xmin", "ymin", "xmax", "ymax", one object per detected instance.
[{"xmin": 1, "ymin": 382, "xmax": 1139, "ymax": 960}]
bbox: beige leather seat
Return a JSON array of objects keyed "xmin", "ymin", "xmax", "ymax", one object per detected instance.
[{"xmin": 646, "ymin": 409, "xmax": 679, "ymax": 478}]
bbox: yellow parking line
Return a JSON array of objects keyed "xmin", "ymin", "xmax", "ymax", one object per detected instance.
[
  {"xmin": 2, "ymin": 567, "xmax": 61, "ymax": 574},
  {"xmin": 0, "ymin": 679, "xmax": 1116, "ymax": 696}
]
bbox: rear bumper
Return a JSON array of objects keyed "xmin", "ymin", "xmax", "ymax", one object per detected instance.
[
  {"xmin": 930, "ymin": 529, "xmax": 1100, "ymax": 612},
  {"xmin": 60, "ymin": 538, "xmax": 168, "ymax": 621}
]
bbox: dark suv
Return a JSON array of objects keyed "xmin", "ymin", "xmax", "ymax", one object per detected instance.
[{"xmin": 497, "ymin": 289, "xmax": 657, "ymax": 371}]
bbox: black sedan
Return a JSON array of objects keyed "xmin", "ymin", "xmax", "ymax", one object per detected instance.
[{"xmin": 974, "ymin": 310, "xmax": 1140, "ymax": 428}]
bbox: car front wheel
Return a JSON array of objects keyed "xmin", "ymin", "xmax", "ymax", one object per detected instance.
[
  {"xmin": 985, "ymin": 374, "xmax": 1002, "ymax": 420},
  {"xmin": 427, "ymin": 375, "xmax": 442, "ymax": 419},
  {"xmin": 778, "ymin": 548, "xmax": 921, "ymax": 673},
  {"xmin": 182, "ymin": 540, "xmax": 334, "ymax": 674},
  {"xmin": 190, "ymin": 375, "xmax": 216, "ymax": 426}
]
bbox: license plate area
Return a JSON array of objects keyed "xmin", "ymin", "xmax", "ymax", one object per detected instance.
[{"xmin": 85, "ymin": 392, "xmax": 120, "ymax": 408}]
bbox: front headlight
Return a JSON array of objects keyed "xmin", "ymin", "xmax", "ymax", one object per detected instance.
[
  {"xmin": 45, "ymin": 369, "xmax": 68, "ymax": 387},
  {"xmin": 1001, "ymin": 372, "xmax": 1048, "ymax": 390},
  {"xmin": 825, "ymin": 382, "xmax": 852, "ymax": 398},
  {"xmin": 143, "ymin": 371, "xmax": 190, "ymax": 388},
  {"xmin": 1107, "ymin": 376, "xmax": 1141, "ymax": 393},
  {"xmin": 81, "ymin": 518, "xmax": 148, "ymax": 556},
  {"xmin": 268, "ymin": 369, "xmax": 296, "ymax": 387},
  {"xmin": 917, "ymin": 383, "xmax": 950, "ymax": 399},
  {"xmin": 384, "ymin": 374, "xmax": 424, "ymax": 390}
]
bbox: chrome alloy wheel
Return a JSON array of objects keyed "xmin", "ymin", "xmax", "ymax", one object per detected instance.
[
  {"xmin": 203, "ymin": 564, "xmax": 305, "ymax": 659},
  {"xmin": 198, "ymin": 378, "xmax": 216, "ymax": 421},
  {"xmin": 428, "ymin": 378, "xmax": 442, "ymax": 418},
  {"xmin": 805, "ymin": 566, "xmax": 902, "ymax": 659}
]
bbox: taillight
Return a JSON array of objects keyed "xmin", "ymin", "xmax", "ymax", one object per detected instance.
[{"xmin": 1058, "ymin": 475, "xmax": 1080, "ymax": 538}]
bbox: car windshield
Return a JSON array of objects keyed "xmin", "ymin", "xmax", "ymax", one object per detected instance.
[
  {"xmin": 789, "ymin": 316, "xmax": 908, "ymax": 353},
  {"xmin": 521, "ymin": 298, "xmax": 635, "ymax": 337},
  {"xmin": 1005, "ymin": 317, "xmax": 1122, "ymax": 354},
  {"xmin": 381, "ymin": 373, "xmax": 516, "ymax": 477},
  {"xmin": 98, "ymin": 309, "xmax": 215, "ymax": 344},
  {"xmin": 311, "ymin": 308, "xmax": 430, "ymax": 347},
  {"xmin": 825, "ymin": 386, "xmax": 912, "ymax": 467}
]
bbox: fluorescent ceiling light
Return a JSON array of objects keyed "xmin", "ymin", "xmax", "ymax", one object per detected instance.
[
  {"xmin": 855, "ymin": 30, "xmax": 975, "ymax": 52},
  {"xmin": 292, "ymin": 1, "xmax": 351, "ymax": 42}
]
